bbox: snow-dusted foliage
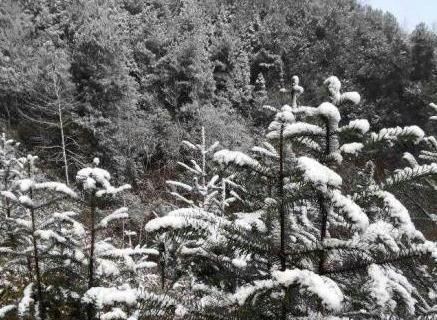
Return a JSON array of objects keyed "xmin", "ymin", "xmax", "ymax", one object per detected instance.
[
  {"xmin": 145, "ymin": 77, "xmax": 437, "ymax": 319},
  {"xmin": 2, "ymin": 83, "xmax": 437, "ymax": 320}
]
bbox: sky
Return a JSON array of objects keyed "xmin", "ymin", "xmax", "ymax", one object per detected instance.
[{"xmin": 363, "ymin": 0, "xmax": 437, "ymax": 31}]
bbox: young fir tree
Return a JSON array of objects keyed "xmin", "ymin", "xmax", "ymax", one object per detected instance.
[
  {"xmin": 76, "ymin": 158, "xmax": 160, "ymax": 320},
  {"xmin": 145, "ymin": 127, "xmax": 256, "ymax": 318},
  {"xmin": 0, "ymin": 134, "xmax": 79, "ymax": 319},
  {"xmin": 146, "ymin": 77, "xmax": 437, "ymax": 319}
]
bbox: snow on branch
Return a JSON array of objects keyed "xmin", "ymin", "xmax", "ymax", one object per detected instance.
[
  {"xmin": 382, "ymin": 163, "xmax": 437, "ymax": 188},
  {"xmin": 98, "ymin": 207, "xmax": 129, "ymax": 228},
  {"xmin": 297, "ymin": 156, "xmax": 342, "ymax": 192},
  {"xmin": 214, "ymin": 150, "xmax": 271, "ymax": 176},
  {"xmin": 272, "ymin": 269, "xmax": 344, "ymax": 311},
  {"xmin": 369, "ymin": 126, "xmax": 425, "ymax": 145},
  {"xmin": 329, "ymin": 190, "xmax": 369, "ymax": 232},
  {"xmin": 82, "ymin": 286, "xmax": 138, "ymax": 310}
]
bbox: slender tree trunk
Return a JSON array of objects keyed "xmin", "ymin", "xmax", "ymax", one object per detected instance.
[
  {"xmin": 53, "ymin": 75, "xmax": 69, "ymax": 185},
  {"xmin": 278, "ymin": 124, "xmax": 287, "ymax": 320},
  {"xmin": 319, "ymin": 120, "xmax": 332, "ymax": 275},
  {"xmin": 28, "ymin": 165, "xmax": 45, "ymax": 320},
  {"xmin": 278, "ymin": 124, "xmax": 286, "ymax": 271},
  {"xmin": 87, "ymin": 196, "xmax": 96, "ymax": 320}
]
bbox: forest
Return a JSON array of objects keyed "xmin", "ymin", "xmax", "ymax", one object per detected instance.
[{"xmin": 1, "ymin": 0, "xmax": 437, "ymax": 319}]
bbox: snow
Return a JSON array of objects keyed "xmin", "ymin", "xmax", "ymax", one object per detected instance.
[
  {"xmin": 267, "ymin": 122, "xmax": 324, "ymax": 140},
  {"xmin": 275, "ymin": 105, "xmax": 296, "ymax": 124},
  {"xmin": 231, "ymin": 256, "xmax": 248, "ymax": 269},
  {"xmin": 82, "ymin": 286, "xmax": 138, "ymax": 309},
  {"xmin": 145, "ymin": 215, "xmax": 188, "ymax": 232},
  {"xmin": 370, "ymin": 126, "xmax": 425, "ymax": 144},
  {"xmin": 378, "ymin": 191, "xmax": 419, "ymax": 237},
  {"xmin": 383, "ymin": 164, "xmax": 437, "ymax": 188},
  {"xmin": 297, "ymin": 156, "xmax": 342, "ymax": 191},
  {"xmin": 135, "ymin": 261, "xmax": 157, "ymax": 269},
  {"xmin": 252, "ymin": 146, "xmax": 278, "ymax": 158},
  {"xmin": 343, "ymin": 119, "xmax": 370, "ymax": 134},
  {"xmin": 167, "ymin": 180, "xmax": 193, "ymax": 191},
  {"xmin": 234, "ymin": 211, "xmax": 266, "ymax": 232},
  {"xmin": 402, "ymin": 152, "xmax": 418, "ymax": 167},
  {"xmin": 359, "ymin": 221, "xmax": 400, "ymax": 252},
  {"xmin": 329, "ymin": 190, "xmax": 369, "ymax": 231},
  {"xmin": 18, "ymin": 283, "xmax": 34, "ymax": 316},
  {"xmin": 15, "ymin": 179, "xmax": 34, "ymax": 192},
  {"xmin": 101, "ymin": 308, "xmax": 127, "ymax": 320},
  {"xmin": 340, "ymin": 142, "xmax": 364, "ymax": 155},
  {"xmin": 18, "ymin": 195, "xmax": 33, "ymax": 207},
  {"xmin": 341, "ymin": 91, "xmax": 361, "ymax": 105},
  {"xmin": 0, "ymin": 305, "xmax": 15, "ymax": 318},
  {"xmin": 272, "ymin": 269, "xmax": 344, "ymax": 311},
  {"xmin": 34, "ymin": 229, "xmax": 66, "ymax": 243},
  {"xmin": 99, "ymin": 207, "xmax": 129, "ymax": 228},
  {"xmin": 367, "ymin": 264, "xmax": 416, "ymax": 315},
  {"xmin": 97, "ymin": 259, "xmax": 120, "ymax": 276},
  {"xmin": 34, "ymin": 182, "xmax": 77, "ymax": 198},
  {"xmin": 233, "ymin": 279, "xmax": 274, "ymax": 305},
  {"xmin": 324, "ymin": 76, "xmax": 342, "ymax": 94},
  {"xmin": 214, "ymin": 150, "xmax": 260, "ymax": 168},
  {"xmin": 0, "ymin": 191, "xmax": 17, "ymax": 202},
  {"xmin": 52, "ymin": 211, "xmax": 86, "ymax": 237},
  {"xmin": 76, "ymin": 167, "xmax": 130, "ymax": 197},
  {"xmin": 317, "ymin": 102, "xmax": 341, "ymax": 125},
  {"xmin": 175, "ymin": 304, "xmax": 188, "ymax": 318}
]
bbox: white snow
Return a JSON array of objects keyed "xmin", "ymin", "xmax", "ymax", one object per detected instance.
[
  {"xmin": 370, "ymin": 126, "xmax": 425, "ymax": 144},
  {"xmin": 329, "ymin": 190, "xmax": 369, "ymax": 231},
  {"xmin": 35, "ymin": 229, "xmax": 66, "ymax": 243},
  {"xmin": 167, "ymin": 180, "xmax": 193, "ymax": 191},
  {"xmin": 76, "ymin": 167, "xmax": 130, "ymax": 196},
  {"xmin": 0, "ymin": 191, "xmax": 17, "ymax": 202},
  {"xmin": 233, "ymin": 279, "xmax": 274, "ymax": 305},
  {"xmin": 18, "ymin": 195, "xmax": 33, "ymax": 207},
  {"xmin": 97, "ymin": 259, "xmax": 120, "ymax": 276},
  {"xmin": 99, "ymin": 207, "xmax": 129, "ymax": 228},
  {"xmin": 367, "ymin": 264, "xmax": 416, "ymax": 315},
  {"xmin": 341, "ymin": 91, "xmax": 361, "ymax": 105},
  {"xmin": 34, "ymin": 182, "xmax": 77, "ymax": 198},
  {"xmin": 340, "ymin": 142, "xmax": 364, "ymax": 155},
  {"xmin": 0, "ymin": 305, "xmax": 15, "ymax": 318},
  {"xmin": 101, "ymin": 308, "xmax": 127, "ymax": 320},
  {"xmin": 268, "ymin": 122, "xmax": 324, "ymax": 140},
  {"xmin": 18, "ymin": 283, "xmax": 34, "ymax": 316},
  {"xmin": 145, "ymin": 215, "xmax": 188, "ymax": 232},
  {"xmin": 82, "ymin": 286, "xmax": 138, "ymax": 309},
  {"xmin": 234, "ymin": 211, "xmax": 266, "ymax": 232},
  {"xmin": 213, "ymin": 150, "xmax": 260, "ymax": 168},
  {"xmin": 378, "ymin": 191, "xmax": 419, "ymax": 238},
  {"xmin": 317, "ymin": 102, "xmax": 341, "ymax": 124},
  {"xmin": 297, "ymin": 156, "xmax": 342, "ymax": 191},
  {"xmin": 272, "ymin": 269, "xmax": 343, "ymax": 311},
  {"xmin": 342, "ymin": 119, "xmax": 370, "ymax": 134}
]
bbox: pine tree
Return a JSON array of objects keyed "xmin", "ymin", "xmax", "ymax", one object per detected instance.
[
  {"xmin": 156, "ymin": 76, "xmax": 437, "ymax": 319},
  {"xmin": 76, "ymin": 158, "xmax": 159, "ymax": 320},
  {"xmin": 0, "ymin": 135, "xmax": 79, "ymax": 319},
  {"xmin": 145, "ymin": 127, "xmax": 252, "ymax": 318}
]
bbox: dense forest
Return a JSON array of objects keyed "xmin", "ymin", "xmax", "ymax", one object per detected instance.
[{"xmin": 1, "ymin": 0, "xmax": 437, "ymax": 319}]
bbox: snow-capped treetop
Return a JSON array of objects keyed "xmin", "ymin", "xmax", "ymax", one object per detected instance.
[
  {"xmin": 324, "ymin": 76, "xmax": 361, "ymax": 106},
  {"xmin": 76, "ymin": 161, "xmax": 131, "ymax": 197}
]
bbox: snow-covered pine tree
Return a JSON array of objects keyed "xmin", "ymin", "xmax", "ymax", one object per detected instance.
[
  {"xmin": 76, "ymin": 158, "xmax": 159, "ymax": 320},
  {"xmin": 207, "ymin": 76, "xmax": 437, "ymax": 319},
  {"xmin": 145, "ymin": 127, "xmax": 264, "ymax": 318},
  {"xmin": 0, "ymin": 136, "xmax": 79, "ymax": 320}
]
